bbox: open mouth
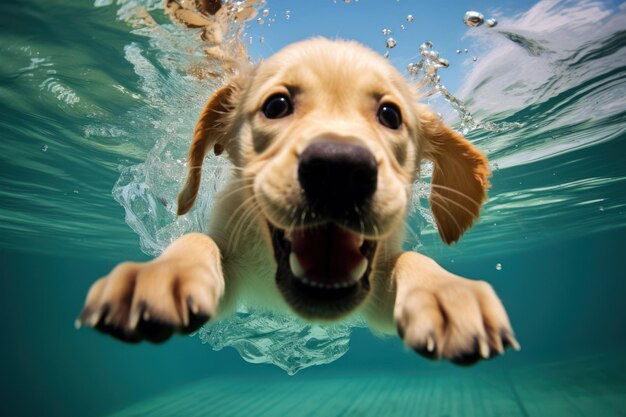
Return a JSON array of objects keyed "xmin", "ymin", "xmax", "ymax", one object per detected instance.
[{"xmin": 270, "ymin": 222, "xmax": 377, "ymax": 319}]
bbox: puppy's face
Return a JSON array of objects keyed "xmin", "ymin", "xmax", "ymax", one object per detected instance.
[
  {"xmin": 244, "ymin": 41, "xmax": 420, "ymax": 233},
  {"xmin": 178, "ymin": 38, "xmax": 490, "ymax": 321},
  {"xmin": 237, "ymin": 40, "xmax": 422, "ymax": 318}
]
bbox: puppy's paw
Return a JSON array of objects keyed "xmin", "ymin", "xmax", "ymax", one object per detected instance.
[
  {"xmin": 395, "ymin": 278, "xmax": 519, "ymax": 365},
  {"xmin": 77, "ymin": 258, "xmax": 223, "ymax": 343}
]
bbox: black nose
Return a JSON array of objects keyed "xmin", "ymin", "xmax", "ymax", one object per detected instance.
[{"xmin": 298, "ymin": 142, "xmax": 378, "ymax": 211}]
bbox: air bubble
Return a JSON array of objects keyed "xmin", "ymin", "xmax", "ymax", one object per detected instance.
[
  {"xmin": 427, "ymin": 50, "xmax": 439, "ymax": 61},
  {"xmin": 285, "ymin": 10, "xmax": 290, "ymax": 20},
  {"xmin": 408, "ymin": 39, "xmax": 504, "ymax": 134},
  {"xmin": 41, "ymin": 144, "xmax": 48, "ymax": 152},
  {"xmin": 407, "ymin": 62, "xmax": 422, "ymax": 76},
  {"xmin": 496, "ymin": 263, "xmax": 502, "ymax": 271},
  {"xmin": 486, "ymin": 18, "xmax": 497, "ymax": 28},
  {"xmin": 386, "ymin": 38, "xmax": 397, "ymax": 49},
  {"xmin": 400, "ymin": 24, "xmax": 405, "ymax": 30},
  {"xmin": 472, "ymin": 56, "xmax": 478, "ymax": 62},
  {"xmin": 464, "ymin": 48, "xmax": 468, "ymax": 53},
  {"xmin": 456, "ymin": 49, "xmax": 462, "ymax": 54},
  {"xmin": 463, "ymin": 11, "xmax": 484, "ymax": 27},
  {"xmin": 257, "ymin": 17, "xmax": 264, "ymax": 25},
  {"xmin": 262, "ymin": 9, "xmax": 269, "ymax": 17},
  {"xmin": 407, "ymin": 14, "xmax": 414, "ymax": 22},
  {"xmin": 382, "ymin": 28, "xmax": 392, "ymax": 35}
]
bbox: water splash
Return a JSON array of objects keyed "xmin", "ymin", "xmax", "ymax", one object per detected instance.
[
  {"xmin": 407, "ymin": 41, "xmax": 522, "ymax": 134},
  {"xmin": 456, "ymin": 0, "xmax": 626, "ymax": 170},
  {"xmin": 195, "ymin": 307, "xmax": 364, "ymax": 375}
]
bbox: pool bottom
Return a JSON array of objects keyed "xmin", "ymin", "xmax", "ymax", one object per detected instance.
[{"xmin": 108, "ymin": 352, "xmax": 626, "ymax": 417}]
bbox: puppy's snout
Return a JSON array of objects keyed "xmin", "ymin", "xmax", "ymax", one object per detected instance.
[{"xmin": 298, "ymin": 142, "xmax": 378, "ymax": 210}]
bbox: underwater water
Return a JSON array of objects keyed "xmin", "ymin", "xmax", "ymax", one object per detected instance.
[{"xmin": 1, "ymin": 0, "xmax": 626, "ymax": 416}]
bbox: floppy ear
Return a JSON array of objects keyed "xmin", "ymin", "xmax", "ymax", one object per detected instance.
[
  {"xmin": 177, "ymin": 84, "xmax": 234, "ymax": 215},
  {"xmin": 420, "ymin": 111, "xmax": 491, "ymax": 245}
]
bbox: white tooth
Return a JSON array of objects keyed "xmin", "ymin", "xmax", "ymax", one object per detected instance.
[
  {"xmin": 358, "ymin": 235, "xmax": 365, "ymax": 247},
  {"xmin": 289, "ymin": 252, "xmax": 306, "ymax": 278},
  {"xmin": 350, "ymin": 258, "xmax": 368, "ymax": 282}
]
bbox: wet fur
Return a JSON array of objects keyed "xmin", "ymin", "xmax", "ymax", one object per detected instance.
[{"xmin": 79, "ymin": 38, "xmax": 518, "ymax": 364}]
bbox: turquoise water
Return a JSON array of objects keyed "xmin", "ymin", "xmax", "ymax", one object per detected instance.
[{"xmin": 1, "ymin": 0, "xmax": 626, "ymax": 416}]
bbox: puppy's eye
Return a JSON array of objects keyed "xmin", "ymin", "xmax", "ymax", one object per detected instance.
[
  {"xmin": 262, "ymin": 94, "xmax": 293, "ymax": 119},
  {"xmin": 377, "ymin": 103, "xmax": 402, "ymax": 130}
]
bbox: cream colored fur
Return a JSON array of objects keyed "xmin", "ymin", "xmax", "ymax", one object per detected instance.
[{"xmin": 79, "ymin": 38, "xmax": 518, "ymax": 363}]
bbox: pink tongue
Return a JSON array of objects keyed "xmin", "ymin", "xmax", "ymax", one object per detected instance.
[{"xmin": 291, "ymin": 225, "xmax": 364, "ymax": 284}]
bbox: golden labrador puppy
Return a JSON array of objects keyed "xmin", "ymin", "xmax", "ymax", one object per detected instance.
[{"xmin": 78, "ymin": 38, "xmax": 518, "ymax": 365}]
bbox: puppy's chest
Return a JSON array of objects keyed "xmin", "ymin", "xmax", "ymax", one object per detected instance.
[{"xmin": 220, "ymin": 235, "xmax": 289, "ymax": 312}]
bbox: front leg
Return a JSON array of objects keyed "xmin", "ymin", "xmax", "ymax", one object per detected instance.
[
  {"xmin": 393, "ymin": 252, "xmax": 519, "ymax": 365},
  {"xmin": 77, "ymin": 233, "xmax": 224, "ymax": 343}
]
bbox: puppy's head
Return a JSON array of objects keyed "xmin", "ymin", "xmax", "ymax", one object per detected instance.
[{"xmin": 177, "ymin": 38, "xmax": 490, "ymax": 320}]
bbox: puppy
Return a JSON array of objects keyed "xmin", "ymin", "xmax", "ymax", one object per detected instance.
[{"xmin": 78, "ymin": 38, "xmax": 518, "ymax": 365}]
